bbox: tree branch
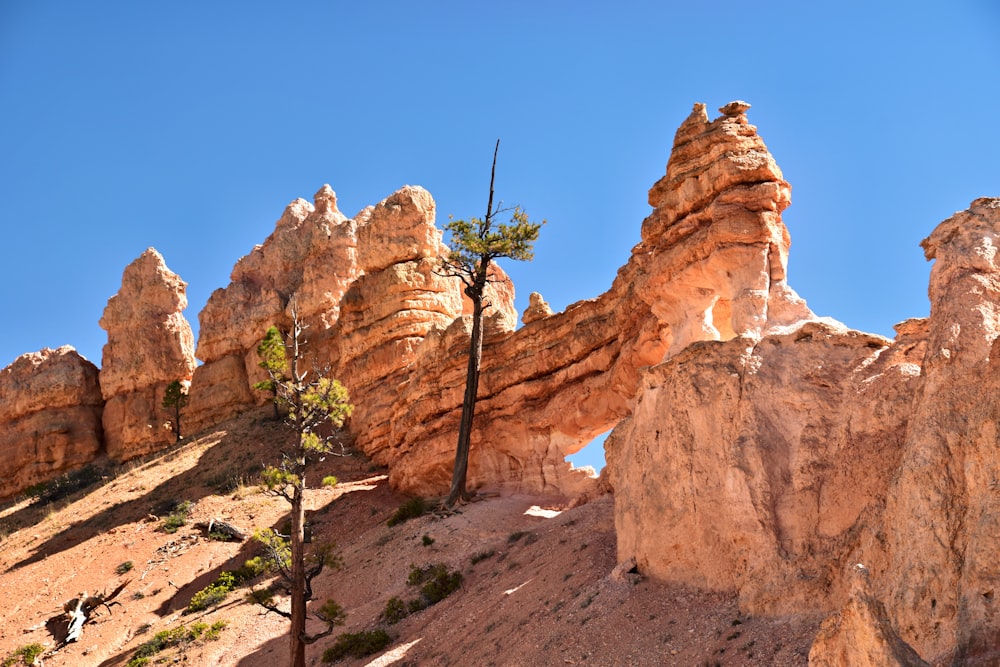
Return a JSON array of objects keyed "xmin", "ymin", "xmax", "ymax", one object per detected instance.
[
  {"xmin": 301, "ymin": 625, "xmax": 336, "ymax": 644},
  {"xmin": 251, "ymin": 588, "xmax": 292, "ymax": 619}
]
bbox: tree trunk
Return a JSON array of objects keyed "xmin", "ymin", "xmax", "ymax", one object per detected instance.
[
  {"xmin": 445, "ymin": 291, "xmax": 485, "ymax": 507},
  {"xmin": 444, "ymin": 140, "xmax": 498, "ymax": 508},
  {"xmin": 289, "ymin": 481, "xmax": 307, "ymax": 667}
]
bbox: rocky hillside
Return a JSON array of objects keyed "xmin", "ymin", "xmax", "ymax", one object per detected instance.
[{"xmin": 0, "ymin": 408, "xmax": 821, "ymax": 666}]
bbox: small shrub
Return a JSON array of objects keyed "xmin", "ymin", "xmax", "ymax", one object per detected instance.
[
  {"xmin": 235, "ymin": 556, "xmax": 269, "ymax": 581},
  {"xmin": 2, "ymin": 643, "xmax": 45, "ymax": 666},
  {"xmin": 406, "ymin": 563, "xmax": 462, "ymax": 604},
  {"xmin": 204, "ymin": 620, "xmax": 228, "ymax": 640},
  {"xmin": 186, "ymin": 585, "xmax": 229, "ymax": 613},
  {"xmin": 421, "ymin": 534, "xmax": 434, "ymax": 546},
  {"xmin": 187, "ymin": 571, "xmax": 239, "ymax": 613},
  {"xmin": 507, "ymin": 531, "xmax": 529, "ymax": 544},
  {"xmin": 470, "ymin": 549, "xmax": 495, "ymax": 565},
  {"xmin": 386, "ymin": 563, "xmax": 462, "ymax": 621},
  {"xmin": 321, "ymin": 629, "xmax": 391, "ymax": 663},
  {"xmin": 160, "ymin": 500, "xmax": 194, "ymax": 534},
  {"xmin": 419, "ymin": 566, "xmax": 462, "ymax": 604},
  {"xmin": 23, "ymin": 482, "xmax": 48, "ymax": 500},
  {"xmin": 382, "ymin": 596, "xmax": 408, "ymax": 625},
  {"xmin": 386, "ymin": 497, "xmax": 427, "ymax": 527},
  {"xmin": 187, "ymin": 621, "xmax": 209, "ymax": 638},
  {"xmin": 156, "ymin": 509, "xmax": 178, "ymax": 528},
  {"xmin": 126, "ymin": 621, "xmax": 226, "ymax": 667},
  {"xmin": 116, "ymin": 560, "xmax": 134, "ymax": 575},
  {"xmin": 406, "ymin": 564, "xmax": 427, "ymax": 586},
  {"xmin": 189, "ymin": 558, "xmax": 270, "ymax": 614}
]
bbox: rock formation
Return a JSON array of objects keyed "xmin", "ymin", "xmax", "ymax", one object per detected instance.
[
  {"xmin": 181, "ymin": 101, "xmax": 834, "ymax": 500},
  {"xmin": 607, "ymin": 321, "xmax": 918, "ymax": 612},
  {"xmin": 98, "ymin": 248, "xmax": 196, "ymax": 459},
  {"xmin": 187, "ymin": 186, "xmax": 354, "ymax": 431},
  {"xmin": 875, "ymin": 197, "xmax": 1000, "ymax": 665},
  {"xmin": 808, "ymin": 564, "xmax": 929, "ymax": 667},
  {"xmin": 521, "ymin": 292, "xmax": 553, "ymax": 325},
  {"xmin": 605, "ymin": 171, "xmax": 1000, "ymax": 662},
  {"xmin": 0, "ymin": 346, "xmax": 103, "ymax": 499},
  {"xmin": 184, "ymin": 184, "xmax": 476, "ymax": 442},
  {"xmin": 2, "ymin": 98, "xmax": 996, "ymax": 662}
]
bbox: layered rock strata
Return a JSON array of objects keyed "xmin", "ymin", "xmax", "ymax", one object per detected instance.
[
  {"xmin": 187, "ymin": 185, "xmax": 356, "ymax": 430},
  {"xmin": 0, "ymin": 347, "xmax": 103, "ymax": 499},
  {"xmin": 98, "ymin": 248, "xmax": 196, "ymax": 459}
]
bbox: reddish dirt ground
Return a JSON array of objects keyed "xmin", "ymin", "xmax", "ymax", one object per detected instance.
[{"xmin": 0, "ymin": 408, "xmax": 821, "ymax": 666}]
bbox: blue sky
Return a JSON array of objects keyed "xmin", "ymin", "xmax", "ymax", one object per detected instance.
[{"xmin": 2, "ymin": 2, "xmax": 998, "ymax": 469}]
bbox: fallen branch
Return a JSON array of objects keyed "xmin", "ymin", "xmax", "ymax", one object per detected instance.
[
  {"xmin": 194, "ymin": 519, "xmax": 247, "ymax": 542},
  {"xmin": 61, "ymin": 579, "xmax": 130, "ymax": 643}
]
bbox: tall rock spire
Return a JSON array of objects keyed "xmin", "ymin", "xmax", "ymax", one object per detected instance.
[{"xmin": 99, "ymin": 248, "xmax": 195, "ymax": 459}]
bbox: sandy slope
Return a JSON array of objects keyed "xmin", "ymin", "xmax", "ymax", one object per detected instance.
[{"xmin": 0, "ymin": 409, "xmax": 819, "ymax": 666}]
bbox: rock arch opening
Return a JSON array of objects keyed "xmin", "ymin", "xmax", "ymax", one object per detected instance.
[{"xmin": 566, "ymin": 429, "xmax": 611, "ymax": 476}]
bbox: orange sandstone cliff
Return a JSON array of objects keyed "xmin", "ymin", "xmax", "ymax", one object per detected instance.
[{"xmin": 0, "ymin": 346, "xmax": 103, "ymax": 498}]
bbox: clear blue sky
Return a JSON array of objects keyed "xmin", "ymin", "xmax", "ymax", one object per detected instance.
[{"xmin": 2, "ymin": 2, "xmax": 998, "ymax": 469}]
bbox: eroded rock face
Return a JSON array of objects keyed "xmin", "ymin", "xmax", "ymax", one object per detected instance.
[
  {"xmin": 187, "ymin": 185, "xmax": 359, "ymax": 432},
  {"xmin": 185, "ymin": 184, "xmax": 484, "ymax": 446},
  {"xmin": 608, "ymin": 197, "xmax": 1000, "ymax": 662},
  {"xmin": 808, "ymin": 565, "xmax": 929, "ymax": 667},
  {"xmin": 875, "ymin": 197, "xmax": 1000, "ymax": 664},
  {"xmin": 0, "ymin": 347, "xmax": 103, "ymax": 499},
  {"xmin": 607, "ymin": 321, "xmax": 919, "ymax": 615},
  {"xmin": 99, "ymin": 248, "xmax": 196, "ymax": 459}
]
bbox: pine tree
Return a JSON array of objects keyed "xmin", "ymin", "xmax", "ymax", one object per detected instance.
[
  {"xmin": 439, "ymin": 140, "xmax": 543, "ymax": 507},
  {"xmin": 161, "ymin": 380, "xmax": 189, "ymax": 442},
  {"xmin": 250, "ymin": 304, "xmax": 353, "ymax": 667},
  {"xmin": 253, "ymin": 325, "xmax": 285, "ymax": 419}
]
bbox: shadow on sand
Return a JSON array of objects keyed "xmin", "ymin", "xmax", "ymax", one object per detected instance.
[{"xmin": 2, "ymin": 410, "xmax": 295, "ymax": 574}]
